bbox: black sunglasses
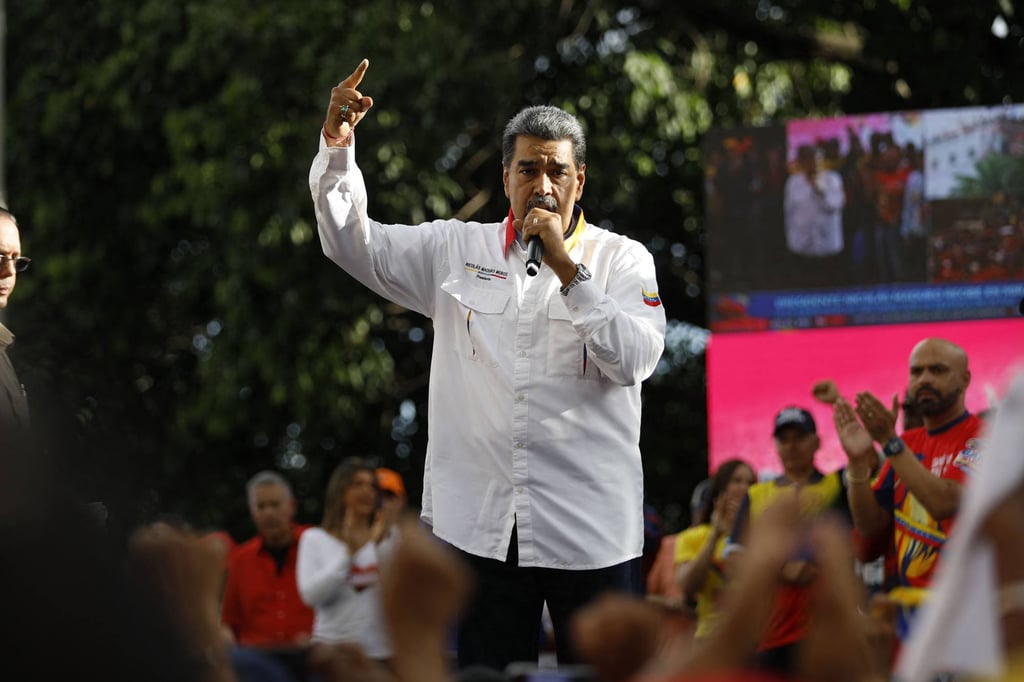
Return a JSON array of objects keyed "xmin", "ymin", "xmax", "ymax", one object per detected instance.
[{"xmin": 0, "ymin": 255, "xmax": 31, "ymax": 272}]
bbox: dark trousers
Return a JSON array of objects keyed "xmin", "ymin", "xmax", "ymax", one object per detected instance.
[
  {"xmin": 453, "ymin": 527, "xmax": 635, "ymax": 672},
  {"xmin": 875, "ymin": 222, "xmax": 904, "ymax": 282}
]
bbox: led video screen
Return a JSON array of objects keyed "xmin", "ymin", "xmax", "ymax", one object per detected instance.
[{"xmin": 704, "ymin": 104, "xmax": 1024, "ymax": 476}]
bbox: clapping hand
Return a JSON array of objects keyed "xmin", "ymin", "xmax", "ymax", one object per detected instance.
[
  {"xmin": 381, "ymin": 518, "xmax": 472, "ymax": 682},
  {"xmin": 854, "ymin": 391, "xmax": 900, "ymax": 444},
  {"xmin": 833, "ymin": 397, "xmax": 877, "ymax": 463},
  {"xmin": 710, "ymin": 489, "xmax": 742, "ymax": 536},
  {"xmin": 125, "ymin": 523, "xmax": 234, "ymax": 682},
  {"xmin": 369, "ymin": 509, "xmax": 389, "ymax": 545}
]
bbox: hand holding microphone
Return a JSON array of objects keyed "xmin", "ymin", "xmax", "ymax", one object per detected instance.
[
  {"xmin": 523, "ymin": 196, "xmax": 560, "ymax": 277},
  {"xmin": 526, "ymin": 218, "xmax": 544, "ymax": 277}
]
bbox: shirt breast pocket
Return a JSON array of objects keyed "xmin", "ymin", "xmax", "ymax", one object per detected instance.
[
  {"xmin": 546, "ymin": 298, "xmax": 592, "ymax": 378},
  {"xmin": 441, "ymin": 276, "xmax": 510, "ymax": 367}
]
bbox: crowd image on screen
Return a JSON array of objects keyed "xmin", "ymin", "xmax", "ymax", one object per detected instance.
[
  {"xmin": 706, "ymin": 125, "xmax": 943, "ymax": 292},
  {"xmin": 928, "ymin": 197, "xmax": 1024, "ymax": 283}
]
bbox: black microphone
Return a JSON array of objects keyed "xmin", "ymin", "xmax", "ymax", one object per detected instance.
[
  {"xmin": 523, "ymin": 196, "xmax": 558, "ymax": 276},
  {"xmin": 526, "ymin": 237, "xmax": 543, "ymax": 277}
]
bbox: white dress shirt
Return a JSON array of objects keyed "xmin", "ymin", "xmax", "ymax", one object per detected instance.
[
  {"xmin": 783, "ymin": 169, "xmax": 845, "ymax": 256},
  {"xmin": 309, "ymin": 140, "xmax": 666, "ymax": 570},
  {"xmin": 296, "ymin": 527, "xmax": 392, "ymax": 658}
]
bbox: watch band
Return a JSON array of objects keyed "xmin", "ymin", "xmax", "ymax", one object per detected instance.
[
  {"xmin": 560, "ymin": 263, "xmax": 592, "ymax": 296},
  {"xmin": 882, "ymin": 436, "xmax": 906, "ymax": 457}
]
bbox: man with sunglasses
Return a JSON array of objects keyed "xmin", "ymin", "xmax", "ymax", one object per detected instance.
[{"xmin": 0, "ymin": 208, "xmax": 31, "ymax": 433}]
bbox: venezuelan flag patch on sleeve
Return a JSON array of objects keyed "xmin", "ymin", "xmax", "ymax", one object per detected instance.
[{"xmin": 642, "ymin": 289, "xmax": 662, "ymax": 307}]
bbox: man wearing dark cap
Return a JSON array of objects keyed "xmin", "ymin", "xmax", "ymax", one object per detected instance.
[{"xmin": 727, "ymin": 406, "xmax": 851, "ymax": 675}]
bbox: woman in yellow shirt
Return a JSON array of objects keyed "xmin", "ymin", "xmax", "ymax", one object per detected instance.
[{"xmin": 674, "ymin": 459, "xmax": 756, "ymax": 638}]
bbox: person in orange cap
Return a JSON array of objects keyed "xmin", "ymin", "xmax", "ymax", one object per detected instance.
[{"xmin": 376, "ymin": 467, "xmax": 408, "ymax": 533}]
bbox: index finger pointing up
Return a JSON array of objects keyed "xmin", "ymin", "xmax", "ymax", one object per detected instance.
[{"xmin": 340, "ymin": 58, "xmax": 370, "ymax": 89}]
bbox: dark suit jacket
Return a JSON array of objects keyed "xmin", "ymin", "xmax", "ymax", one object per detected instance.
[{"xmin": 0, "ymin": 323, "xmax": 30, "ymax": 435}]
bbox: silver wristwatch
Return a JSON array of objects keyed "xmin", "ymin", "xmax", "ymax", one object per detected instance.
[{"xmin": 559, "ymin": 263, "xmax": 592, "ymax": 296}]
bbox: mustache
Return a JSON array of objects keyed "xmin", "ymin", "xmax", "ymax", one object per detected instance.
[{"xmin": 527, "ymin": 196, "xmax": 559, "ymax": 213}]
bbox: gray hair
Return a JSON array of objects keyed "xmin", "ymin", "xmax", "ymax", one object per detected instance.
[
  {"xmin": 246, "ymin": 470, "xmax": 294, "ymax": 507},
  {"xmin": 501, "ymin": 105, "xmax": 586, "ymax": 170}
]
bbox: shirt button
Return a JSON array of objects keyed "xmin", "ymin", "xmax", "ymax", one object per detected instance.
[
  {"xmin": 516, "ymin": 394, "xmax": 525, "ymax": 402},
  {"xmin": 518, "ymin": 351, "xmax": 527, "ymax": 358},
  {"xmin": 514, "ymin": 441, "xmax": 524, "ymax": 449},
  {"xmin": 572, "ymin": 306, "xmax": 580, "ymax": 312}
]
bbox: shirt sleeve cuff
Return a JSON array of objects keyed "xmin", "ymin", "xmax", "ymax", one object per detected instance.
[
  {"xmin": 562, "ymin": 278, "xmax": 601, "ymax": 314},
  {"xmin": 318, "ymin": 131, "xmax": 355, "ymax": 171}
]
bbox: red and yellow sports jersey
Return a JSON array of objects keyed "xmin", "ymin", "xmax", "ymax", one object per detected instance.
[{"xmin": 872, "ymin": 412, "xmax": 983, "ymax": 588}]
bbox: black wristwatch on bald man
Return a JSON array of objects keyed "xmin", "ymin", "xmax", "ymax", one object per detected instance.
[{"xmin": 882, "ymin": 435, "xmax": 906, "ymax": 458}]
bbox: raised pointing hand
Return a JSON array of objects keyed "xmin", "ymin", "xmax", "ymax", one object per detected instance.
[{"xmin": 324, "ymin": 59, "xmax": 375, "ymax": 145}]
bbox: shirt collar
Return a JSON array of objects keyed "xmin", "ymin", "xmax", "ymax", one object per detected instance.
[
  {"xmin": 257, "ymin": 526, "xmax": 298, "ymax": 553},
  {"xmin": 503, "ymin": 205, "xmax": 587, "ymax": 258},
  {"xmin": 503, "ymin": 208, "xmax": 516, "ymax": 256},
  {"xmin": 774, "ymin": 468, "xmax": 825, "ymax": 486},
  {"xmin": 926, "ymin": 410, "xmax": 970, "ymax": 436}
]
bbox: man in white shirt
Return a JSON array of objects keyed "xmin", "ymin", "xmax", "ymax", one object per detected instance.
[
  {"xmin": 783, "ymin": 145, "xmax": 845, "ymax": 259},
  {"xmin": 309, "ymin": 59, "xmax": 666, "ymax": 671}
]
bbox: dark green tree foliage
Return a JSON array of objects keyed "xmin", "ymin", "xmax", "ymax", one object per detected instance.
[{"xmin": 7, "ymin": 1, "xmax": 1023, "ymax": 536}]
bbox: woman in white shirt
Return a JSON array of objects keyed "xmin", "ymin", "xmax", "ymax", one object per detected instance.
[{"xmin": 296, "ymin": 457, "xmax": 392, "ymax": 660}]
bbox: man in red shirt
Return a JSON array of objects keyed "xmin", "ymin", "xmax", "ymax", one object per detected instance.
[
  {"xmin": 836, "ymin": 338, "xmax": 983, "ymax": 634},
  {"xmin": 872, "ymin": 141, "xmax": 911, "ymax": 283},
  {"xmin": 222, "ymin": 471, "xmax": 313, "ymax": 647}
]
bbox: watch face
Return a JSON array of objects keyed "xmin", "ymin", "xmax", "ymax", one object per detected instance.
[{"xmin": 884, "ymin": 437, "xmax": 903, "ymax": 456}]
